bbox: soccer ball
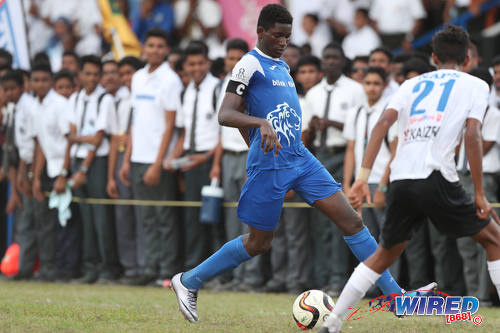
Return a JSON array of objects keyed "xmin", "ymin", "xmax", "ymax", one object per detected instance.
[{"xmin": 292, "ymin": 289, "xmax": 335, "ymax": 330}]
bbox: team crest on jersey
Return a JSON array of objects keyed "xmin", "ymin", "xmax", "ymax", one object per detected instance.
[{"xmin": 266, "ymin": 102, "xmax": 301, "ymax": 146}]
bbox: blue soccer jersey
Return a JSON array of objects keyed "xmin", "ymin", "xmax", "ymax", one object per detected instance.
[{"xmin": 226, "ymin": 48, "xmax": 308, "ymax": 170}]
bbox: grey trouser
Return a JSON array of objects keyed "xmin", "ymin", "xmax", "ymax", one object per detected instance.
[
  {"xmin": 456, "ymin": 172, "xmax": 498, "ymax": 300},
  {"xmin": 183, "ymin": 156, "xmax": 221, "ymax": 270},
  {"xmin": 73, "ymin": 157, "xmax": 119, "ymax": 279},
  {"xmin": 310, "ymin": 150, "xmax": 348, "ymax": 288},
  {"xmin": 131, "ymin": 162, "xmax": 179, "ymax": 278},
  {"xmin": 114, "ymin": 152, "xmax": 144, "ymax": 277},
  {"xmin": 269, "ymin": 196, "xmax": 310, "ymax": 288},
  {"xmin": 16, "ymin": 181, "xmax": 58, "ymax": 278},
  {"xmin": 222, "ymin": 151, "xmax": 262, "ymax": 285}
]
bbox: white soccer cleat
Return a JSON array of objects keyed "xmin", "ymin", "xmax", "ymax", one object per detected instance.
[
  {"xmin": 171, "ymin": 273, "xmax": 199, "ymax": 323},
  {"xmin": 407, "ymin": 281, "xmax": 438, "ymax": 297},
  {"xmin": 318, "ymin": 313, "xmax": 343, "ymax": 333}
]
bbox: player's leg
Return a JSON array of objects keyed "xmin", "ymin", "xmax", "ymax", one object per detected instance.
[
  {"xmin": 318, "ymin": 243, "xmax": 407, "ymax": 333},
  {"xmin": 471, "ymin": 220, "xmax": 500, "ymax": 297}
]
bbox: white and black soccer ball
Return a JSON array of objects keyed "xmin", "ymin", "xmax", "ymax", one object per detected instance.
[{"xmin": 292, "ymin": 289, "xmax": 335, "ymax": 330}]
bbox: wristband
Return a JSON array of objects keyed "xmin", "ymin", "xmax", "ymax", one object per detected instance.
[
  {"xmin": 60, "ymin": 168, "xmax": 68, "ymax": 177},
  {"xmin": 80, "ymin": 165, "xmax": 89, "ymax": 174},
  {"xmin": 356, "ymin": 167, "xmax": 371, "ymax": 183},
  {"xmin": 378, "ymin": 184, "xmax": 388, "ymax": 193},
  {"xmin": 27, "ymin": 171, "xmax": 34, "ymax": 181}
]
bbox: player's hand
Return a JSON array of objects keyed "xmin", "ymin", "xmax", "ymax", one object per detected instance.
[
  {"xmin": 119, "ymin": 160, "xmax": 131, "ymax": 186},
  {"xmin": 143, "ymin": 163, "xmax": 162, "ymax": 186},
  {"xmin": 348, "ymin": 180, "xmax": 372, "ymax": 214},
  {"xmin": 475, "ymin": 193, "xmax": 500, "ymax": 224},
  {"xmin": 373, "ymin": 188, "xmax": 386, "ymax": 209},
  {"xmin": 181, "ymin": 154, "xmax": 208, "ymax": 172},
  {"xmin": 107, "ymin": 178, "xmax": 119, "ymax": 199},
  {"xmin": 54, "ymin": 175, "xmax": 67, "ymax": 194},
  {"xmin": 259, "ymin": 119, "xmax": 282, "ymax": 156}
]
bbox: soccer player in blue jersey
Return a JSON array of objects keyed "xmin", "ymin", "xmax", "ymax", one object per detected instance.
[{"xmin": 171, "ymin": 4, "xmax": 431, "ymax": 323}]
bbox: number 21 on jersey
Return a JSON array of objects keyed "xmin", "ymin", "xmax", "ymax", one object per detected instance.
[{"xmin": 410, "ymin": 79, "xmax": 456, "ymax": 116}]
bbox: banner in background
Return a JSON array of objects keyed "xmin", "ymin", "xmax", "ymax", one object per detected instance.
[
  {"xmin": 218, "ymin": 0, "xmax": 280, "ymax": 48},
  {"xmin": 0, "ymin": 0, "xmax": 30, "ymax": 69}
]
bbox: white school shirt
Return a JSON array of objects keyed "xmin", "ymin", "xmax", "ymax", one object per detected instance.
[
  {"xmin": 178, "ymin": 73, "xmax": 220, "ymax": 152},
  {"xmin": 14, "ymin": 93, "xmax": 36, "ymax": 164},
  {"xmin": 382, "ymin": 78, "xmax": 400, "ymax": 101},
  {"xmin": 456, "ymin": 105, "xmax": 500, "ymax": 174},
  {"xmin": 370, "ymin": 0, "xmax": 426, "ymax": 35},
  {"xmin": 342, "ymin": 25, "xmax": 381, "ymax": 60},
  {"xmin": 32, "ymin": 90, "xmax": 71, "ymax": 178},
  {"xmin": 344, "ymin": 99, "xmax": 396, "ymax": 184},
  {"xmin": 130, "ymin": 62, "xmax": 183, "ymax": 163},
  {"xmin": 217, "ymin": 75, "xmax": 248, "ymax": 152},
  {"xmin": 303, "ymin": 76, "xmax": 366, "ymax": 148},
  {"xmin": 69, "ymin": 85, "xmax": 116, "ymax": 158},
  {"xmin": 388, "ymin": 69, "xmax": 489, "ymax": 183}
]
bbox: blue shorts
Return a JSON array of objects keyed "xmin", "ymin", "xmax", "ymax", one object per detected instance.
[{"xmin": 237, "ymin": 154, "xmax": 342, "ymax": 231}]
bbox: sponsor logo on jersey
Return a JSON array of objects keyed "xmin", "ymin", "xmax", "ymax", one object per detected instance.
[
  {"xmin": 403, "ymin": 125, "xmax": 440, "ymax": 142},
  {"xmin": 266, "ymin": 102, "xmax": 301, "ymax": 146},
  {"xmin": 269, "ymin": 65, "xmax": 277, "ymax": 70}
]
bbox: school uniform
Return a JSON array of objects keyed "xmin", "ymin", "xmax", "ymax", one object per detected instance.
[
  {"xmin": 110, "ymin": 87, "xmax": 144, "ymax": 278},
  {"xmin": 32, "ymin": 89, "xmax": 82, "ymax": 279},
  {"xmin": 303, "ymin": 76, "xmax": 365, "ymax": 291},
  {"xmin": 69, "ymin": 85, "xmax": 119, "ymax": 281},
  {"xmin": 177, "ymin": 73, "xmax": 221, "ymax": 270},
  {"xmin": 130, "ymin": 62, "xmax": 182, "ymax": 280}
]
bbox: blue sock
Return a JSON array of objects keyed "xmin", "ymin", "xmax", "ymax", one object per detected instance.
[
  {"xmin": 181, "ymin": 235, "xmax": 252, "ymax": 290},
  {"xmin": 344, "ymin": 227, "xmax": 403, "ymax": 295}
]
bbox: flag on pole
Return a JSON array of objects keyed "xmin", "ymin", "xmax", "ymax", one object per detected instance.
[
  {"xmin": 98, "ymin": 0, "xmax": 141, "ymax": 60},
  {"xmin": 0, "ymin": 0, "xmax": 30, "ymax": 69}
]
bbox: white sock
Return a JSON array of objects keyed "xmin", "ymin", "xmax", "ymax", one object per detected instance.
[
  {"xmin": 332, "ymin": 263, "xmax": 381, "ymax": 321},
  {"xmin": 487, "ymin": 259, "xmax": 500, "ymax": 297}
]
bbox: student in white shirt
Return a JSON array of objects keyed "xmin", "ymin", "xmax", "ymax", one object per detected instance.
[
  {"xmin": 53, "ymin": 69, "xmax": 76, "ymax": 99},
  {"xmin": 368, "ymin": 48, "xmax": 400, "ymax": 101},
  {"xmin": 302, "ymin": 13, "xmax": 331, "ymax": 58},
  {"xmin": 303, "ymin": 43, "xmax": 365, "ymax": 295},
  {"xmin": 456, "ymin": 67, "xmax": 500, "ymax": 306},
  {"xmin": 119, "ymin": 28, "xmax": 183, "ymax": 286},
  {"xmin": 65, "ymin": 55, "xmax": 120, "ymax": 284},
  {"xmin": 167, "ymin": 42, "xmax": 221, "ymax": 272},
  {"xmin": 342, "ymin": 8, "xmax": 381, "ymax": 60},
  {"xmin": 321, "ymin": 26, "xmax": 500, "ymax": 333},
  {"xmin": 106, "ymin": 56, "xmax": 146, "ymax": 284}
]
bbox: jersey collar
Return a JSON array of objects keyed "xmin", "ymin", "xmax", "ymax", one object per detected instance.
[{"xmin": 254, "ymin": 47, "xmax": 280, "ymax": 61}]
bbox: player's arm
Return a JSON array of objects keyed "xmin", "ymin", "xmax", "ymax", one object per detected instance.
[
  {"xmin": 343, "ymin": 140, "xmax": 355, "ymax": 194},
  {"xmin": 219, "ymin": 92, "xmax": 281, "ymax": 155},
  {"xmin": 464, "ymin": 118, "xmax": 497, "ymax": 222},
  {"xmin": 348, "ymin": 108, "xmax": 398, "ymax": 210}
]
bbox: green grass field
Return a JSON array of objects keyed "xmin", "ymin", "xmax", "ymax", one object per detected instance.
[{"xmin": 0, "ymin": 280, "xmax": 499, "ymax": 332}]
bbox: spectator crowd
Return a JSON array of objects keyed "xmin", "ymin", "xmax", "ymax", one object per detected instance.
[{"xmin": 0, "ymin": 0, "xmax": 499, "ymax": 306}]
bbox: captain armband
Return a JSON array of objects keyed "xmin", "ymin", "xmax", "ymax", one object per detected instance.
[{"xmin": 226, "ymin": 80, "xmax": 248, "ymax": 96}]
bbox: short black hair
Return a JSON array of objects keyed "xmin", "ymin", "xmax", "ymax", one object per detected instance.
[
  {"xmin": 297, "ymin": 55, "xmax": 321, "ymax": 71},
  {"xmin": 210, "ymin": 57, "xmax": 225, "ymax": 78},
  {"xmin": 492, "ymin": 55, "xmax": 500, "ymax": 67},
  {"xmin": 0, "ymin": 49, "xmax": 13, "ymax": 70},
  {"xmin": 369, "ymin": 47, "xmax": 393, "ymax": 63},
  {"xmin": 174, "ymin": 56, "xmax": 186, "ymax": 72},
  {"xmin": 53, "ymin": 69, "xmax": 75, "ymax": 85},
  {"xmin": 1, "ymin": 70, "xmax": 24, "ymax": 86},
  {"xmin": 355, "ymin": 8, "xmax": 369, "ymax": 18},
  {"xmin": 185, "ymin": 41, "xmax": 209, "ymax": 58},
  {"xmin": 145, "ymin": 27, "xmax": 169, "ymax": 45},
  {"xmin": 469, "ymin": 67, "xmax": 493, "ymax": 87},
  {"xmin": 402, "ymin": 57, "xmax": 431, "ymax": 77},
  {"xmin": 168, "ymin": 47, "xmax": 184, "ymax": 58},
  {"xmin": 323, "ymin": 42, "xmax": 345, "ymax": 59},
  {"xmin": 393, "ymin": 52, "xmax": 412, "ymax": 64},
  {"xmin": 118, "ymin": 56, "xmax": 145, "ymax": 70},
  {"xmin": 432, "ymin": 25, "xmax": 469, "ymax": 64},
  {"xmin": 226, "ymin": 38, "xmax": 249, "ymax": 53},
  {"xmin": 32, "ymin": 51, "xmax": 51, "ymax": 66},
  {"xmin": 79, "ymin": 54, "xmax": 102, "ymax": 71},
  {"xmin": 363, "ymin": 66, "xmax": 387, "ymax": 82},
  {"xmin": 286, "ymin": 43, "xmax": 300, "ymax": 51},
  {"xmin": 31, "ymin": 63, "xmax": 53, "ymax": 76},
  {"xmin": 102, "ymin": 59, "xmax": 118, "ymax": 68},
  {"xmin": 352, "ymin": 55, "xmax": 369, "ymax": 64},
  {"xmin": 63, "ymin": 50, "xmax": 79, "ymax": 60},
  {"xmin": 257, "ymin": 4, "xmax": 293, "ymax": 30},
  {"xmin": 304, "ymin": 13, "xmax": 319, "ymax": 24}
]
